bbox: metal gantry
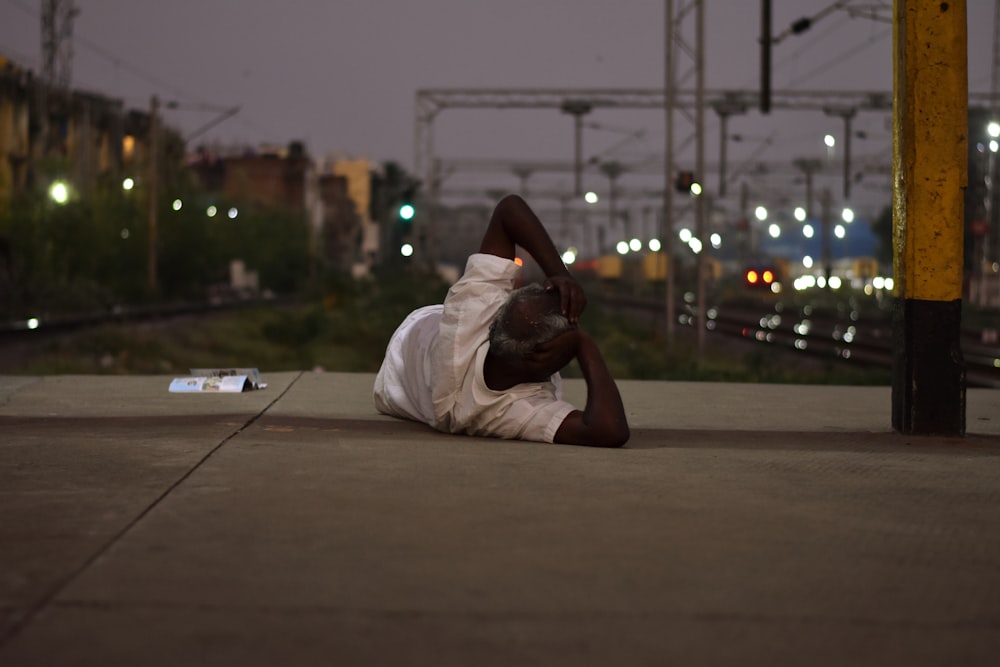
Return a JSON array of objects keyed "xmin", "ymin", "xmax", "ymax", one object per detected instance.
[{"xmin": 40, "ymin": 0, "xmax": 77, "ymax": 92}]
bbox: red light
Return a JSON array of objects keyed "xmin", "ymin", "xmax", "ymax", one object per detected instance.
[
  {"xmin": 762, "ymin": 269, "xmax": 775, "ymax": 284},
  {"xmin": 514, "ymin": 257, "xmax": 524, "ymax": 267},
  {"xmin": 746, "ymin": 270, "xmax": 759, "ymax": 284}
]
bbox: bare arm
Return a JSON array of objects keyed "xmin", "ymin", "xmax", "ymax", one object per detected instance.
[
  {"xmin": 479, "ymin": 194, "xmax": 585, "ymax": 322},
  {"xmin": 552, "ymin": 331, "xmax": 630, "ymax": 448}
]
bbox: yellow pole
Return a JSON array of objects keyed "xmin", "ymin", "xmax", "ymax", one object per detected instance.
[{"xmin": 892, "ymin": 0, "xmax": 967, "ymax": 434}]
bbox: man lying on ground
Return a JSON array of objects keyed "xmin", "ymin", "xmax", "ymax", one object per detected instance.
[{"xmin": 373, "ymin": 194, "xmax": 629, "ymax": 447}]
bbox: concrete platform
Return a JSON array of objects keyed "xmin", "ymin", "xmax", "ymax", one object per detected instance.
[{"xmin": 1, "ymin": 372, "xmax": 999, "ymax": 666}]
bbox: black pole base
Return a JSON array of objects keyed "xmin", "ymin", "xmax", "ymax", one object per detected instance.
[{"xmin": 891, "ymin": 297, "xmax": 966, "ymax": 436}]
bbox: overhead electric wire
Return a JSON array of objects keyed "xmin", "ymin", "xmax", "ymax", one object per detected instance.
[
  {"xmin": 782, "ymin": 26, "xmax": 892, "ymax": 90},
  {"xmin": 1, "ymin": 0, "xmax": 271, "ymax": 146},
  {"xmin": 4, "ymin": 0, "xmax": 200, "ymax": 103}
]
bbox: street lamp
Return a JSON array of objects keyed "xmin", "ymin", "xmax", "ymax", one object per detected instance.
[{"xmin": 48, "ymin": 180, "xmax": 70, "ymax": 204}]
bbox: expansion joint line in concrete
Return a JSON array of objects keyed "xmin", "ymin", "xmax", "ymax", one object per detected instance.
[{"xmin": 0, "ymin": 371, "xmax": 306, "ymax": 647}]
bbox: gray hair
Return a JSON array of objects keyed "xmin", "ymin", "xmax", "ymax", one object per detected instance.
[{"xmin": 489, "ymin": 283, "xmax": 571, "ymax": 361}]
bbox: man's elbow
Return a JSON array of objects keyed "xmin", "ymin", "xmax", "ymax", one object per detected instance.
[
  {"xmin": 603, "ymin": 424, "xmax": 630, "ymax": 448},
  {"xmin": 495, "ymin": 193, "xmax": 527, "ymax": 215},
  {"xmin": 588, "ymin": 422, "xmax": 630, "ymax": 448}
]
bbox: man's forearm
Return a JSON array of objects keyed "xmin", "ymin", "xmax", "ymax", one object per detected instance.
[{"xmin": 576, "ymin": 334, "xmax": 629, "ymax": 440}]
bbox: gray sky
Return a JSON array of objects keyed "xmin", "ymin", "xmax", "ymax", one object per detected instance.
[{"xmin": 1, "ymin": 1, "xmax": 996, "ymax": 222}]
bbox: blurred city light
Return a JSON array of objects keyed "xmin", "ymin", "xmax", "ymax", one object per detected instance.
[
  {"xmin": 616, "ymin": 241, "xmax": 629, "ymax": 255},
  {"xmin": 824, "ymin": 134, "xmax": 836, "ymax": 148},
  {"xmin": 803, "ymin": 224, "xmax": 815, "ymax": 238},
  {"xmin": 842, "ymin": 207, "xmax": 855, "ymax": 223},
  {"xmin": 710, "ymin": 233, "xmax": 722, "ymax": 249},
  {"xmin": 27, "ymin": 317, "xmax": 40, "ymax": 330},
  {"xmin": 228, "ymin": 207, "xmax": 239, "ymax": 219},
  {"xmin": 629, "ymin": 238, "xmax": 642, "ymax": 252},
  {"xmin": 690, "ymin": 182, "xmax": 703, "ymax": 196},
  {"xmin": 400, "ymin": 243, "xmax": 414, "ymax": 257},
  {"xmin": 120, "ymin": 228, "xmax": 129, "ymax": 239},
  {"xmin": 678, "ymin": 228, "xmax": 693, "ymax": 243},
  {"xmin": 584, "ymin": 191, "xmax": 599, "ymax": 204},
  {"xmin": 207, "ymin": 205, "xmax": 218, "ymax": 218},
  {"xmin": 648, "ymin": 238, "xmax": 661, "ymax": 252},
  {"xmin": 172, "ymin": 199, "xmax": 183, "ymax": 211},
  {"xmin": 803, "ymin": 255, "xmax": 814, "ymax": 268},
  {"xmin": 688, "ymin": 237, "xmax": 703, "ymax": 253},
  {"xmin": 755, "ymin": 205, "xmax": 768, "ymax": 221},
  {"xmin": 834, "ymin": 224, "xmax": 846, "ymax": 239},
  {"xmin": 794, "ymin": 206, "xmax": 807, "ymax": 222},
  {"xmin": 768, "ymin": 223, "xmax": 781, "ymax": 238},
  {"xmin": 398, "ymin": 203, "xmax": 415, "ymax": 221},
  {"xmin": 122, "ymin": 178, "xmax": 135, "ymax": 191},
  {"xmin": 988, "ymin": 121, "xmax": 1000, "ymax": 138},
  {"xmin": 561, "ymin": 247, "xmax": 577, "ymax": 264},
  {"xmin": 49, "ymin": 181, "xmax": 69, "ymax": 204}
]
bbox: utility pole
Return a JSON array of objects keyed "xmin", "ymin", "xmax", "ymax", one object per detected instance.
[
  {"xmin": 664, "ymin": 0, "xmax": 706, "ymax": 348},
  {"xmin": 992, "ymin": 0, "xmax": 1000, "ymax": 298},
  {"xmin": 712, "ymin": 98, "xmax": 748, "ymax": 198},
  {"xmin": 40, "ymin": 0, "xmax": 76, "ymax": 92},
  {"xmin": 147, "ymin": 95, "xmax": 159, "ymax": 295},
  {"xmin": 39, "ymin": 0, "xmax": 77, "ymax": 156},
  {"xmin": 824, "ymin": 106, "xmax": 857, "ymax": 200},
  {"xmin": 600, "ymin": 161, "xmax": 625, "ymax": 244},
  {"xmin": 793, "ymin": 158, "xmax": 823, "ymax": 219},
  {"xmin": 561, "ymin": 101, "xmax": 593, "ymax": 197},
  {"xmin": 820, "ymin": 188, "xmax": 832, "ymax": 285},
  {"xmin": 891, "ymin": 0, "xmax": 967, "ymax": 435},
  {"xmin": 663, "ymin": 0, "xmax": 676, "ymax": 343},
  {"xmin": 695, "ymin": 0, "xmax": 707, "ymax": 356},
  {"xmin": 760, "ymin": 0, "xmax": 772, "ymax": 113}
]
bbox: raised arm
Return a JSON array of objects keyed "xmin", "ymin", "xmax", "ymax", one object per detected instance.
[
  {"xmin": 480, "ymin": 194, "xmax": 584, "ymax": 322},
  {"xmin": 551, "ymin": 331, "xmax": 630, "ymax": 448}
]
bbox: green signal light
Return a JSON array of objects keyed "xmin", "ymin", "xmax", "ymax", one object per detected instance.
[{"xmin": 399, "ymin": 203, "xmax": 415, "ymax": 221}]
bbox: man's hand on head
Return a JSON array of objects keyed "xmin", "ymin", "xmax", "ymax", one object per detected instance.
[
  {"xmin": 544, "ymin": 276, "xmax": 586, "ymax": 323},
  {"xmin": 522, "ymin": 327, "xmax": 581, "ymax": 377}
]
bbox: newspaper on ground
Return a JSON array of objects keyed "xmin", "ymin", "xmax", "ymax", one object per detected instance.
[{"xmin": 168, "ymin": 368, "xmax": 267, "ymax": 393}]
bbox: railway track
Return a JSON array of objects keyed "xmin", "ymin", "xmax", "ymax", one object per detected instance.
[{"xmin": 597, "ymin": 292, "xmax": 1000, "ymax": 389}]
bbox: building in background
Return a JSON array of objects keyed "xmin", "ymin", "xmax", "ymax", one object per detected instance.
[
  {"xmin": 0, "ymin": 55, "xmax": 167, "ymax": 204},
  {"xmin": 187, "ymin": 143, "xmax": 372, "ymax": 275},
  {"xmin": 333, "ymin": 159, "xmax": 378, "ymax": 277}
]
